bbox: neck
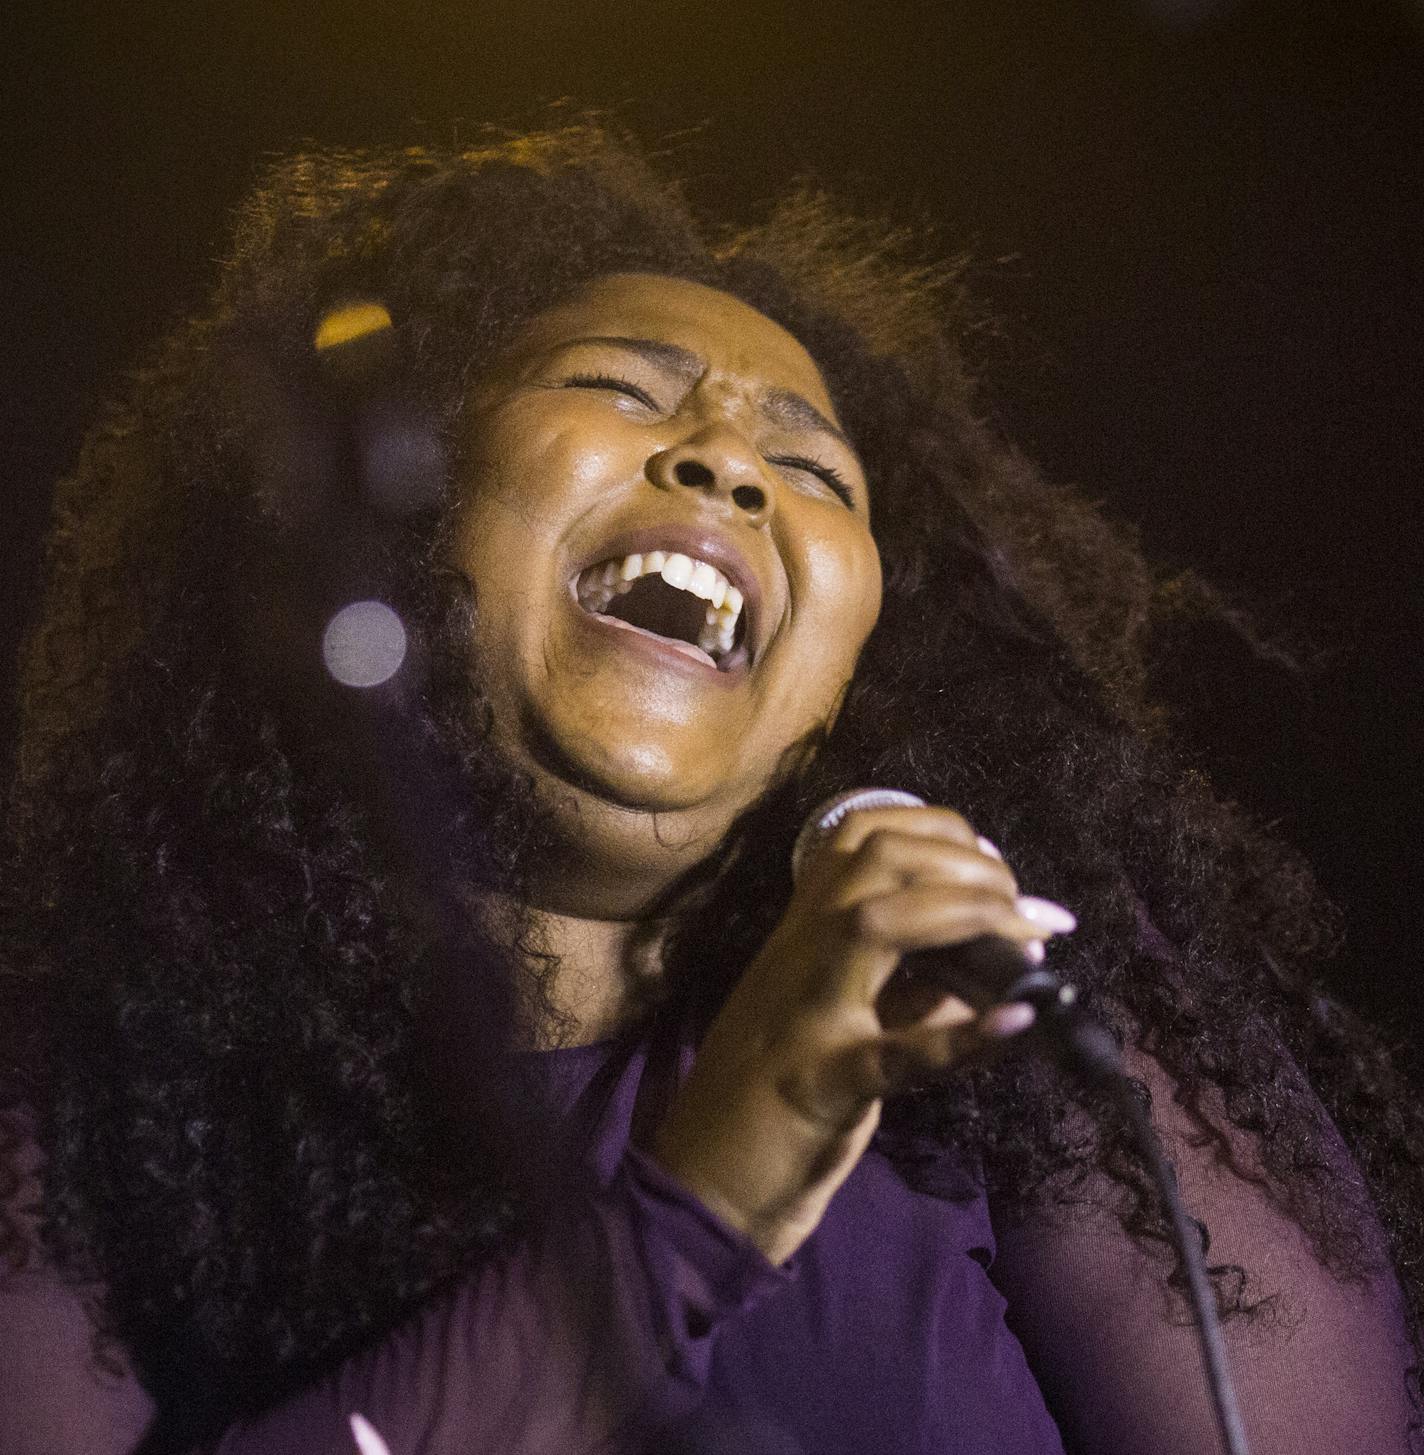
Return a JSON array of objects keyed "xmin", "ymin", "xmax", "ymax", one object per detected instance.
[
  {"xmin": 519, "ymin": 901, "xmax": 674, "ymax": 1047},
  {"xmin": 482, "ymin": 772, "xmax": 736, "ymax": 1044}
]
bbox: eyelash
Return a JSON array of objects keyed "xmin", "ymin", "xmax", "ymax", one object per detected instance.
[
  {"xmin": 767, "ymin": 454, "xmax": 856, "ymax": 510},
  {"xmin": 563, "ymin": 373, "xmax": 858, "ymax": 510},
  {"xmin": 563, "ymin": 372, "xmax": 661, "ymax": 408}
]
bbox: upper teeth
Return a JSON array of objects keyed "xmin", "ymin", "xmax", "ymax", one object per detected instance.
[{"xmin": 576, "ymin": 550, "xmax": 746, "ymax": 659}]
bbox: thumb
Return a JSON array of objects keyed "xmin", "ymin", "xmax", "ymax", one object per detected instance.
[{"xmin": 881, "ymin": 1000, "xmax": 1037, "ymax": 1086}]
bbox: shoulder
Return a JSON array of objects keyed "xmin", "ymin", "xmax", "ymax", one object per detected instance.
[
  {"xmin": 995, "ymin": 1026, "xmax": 1388, "ymax": 1272},
  {"xmin": 985, "ymin": 1036, "xmax": 1418, "ymax": 1453}
]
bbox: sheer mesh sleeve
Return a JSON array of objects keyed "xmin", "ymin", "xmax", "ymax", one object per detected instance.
[
  {"xmin": 0, "ymin": 1136, "xmax": 789, "ymax": 1455},
  {"xmin": 0, "ymin": 1108, "xmax": 157, "ymax": 1454},
  {"xmin": 0, "ymin": 1239, "xmax": 155, "ymax": 1454},
  {"xmin": 988, "ymin": 1040, "xmax": 1418, "ymax": 1455}
]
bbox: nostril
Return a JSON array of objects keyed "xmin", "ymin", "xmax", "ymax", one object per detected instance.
[
  {"xmin": 673, "ymin": 460, "xmax": 716, "ymax": 488},
  {"xmin": 731, "ymin": 484, "xmax": 765, "ymax": 513}
]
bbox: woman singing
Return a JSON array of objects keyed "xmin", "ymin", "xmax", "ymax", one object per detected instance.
[{"xmin": 2, "ymin": 122, "xmax": 1420, "ymax": 1454}]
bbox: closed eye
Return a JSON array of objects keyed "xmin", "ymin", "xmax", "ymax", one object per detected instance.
[
  {"xmin": 563, "ymin": 373, "xmax": 661, "ymax": 410},
  {"xmin": 767, "ymin": 455, "xmax": 857, "ymax": 511},
  {"xmin": 564, "ymin": 374, "xmax": 858, "ymax": 511}
]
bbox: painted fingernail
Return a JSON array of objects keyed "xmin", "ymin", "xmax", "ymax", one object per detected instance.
[
  {"xmin": 1016, "ymin": 896, "xmax": 1077, "ymax": 933},
  {"xmin": 984, "ymin": 1002, "xmax": 1036, "ymax": 1038},
  {"xmin": 1024, "ymin": 938, "xmax": 1046, "ymax": 964},
  {"xmin": 976, "ymin": 835, "xmax": 1003, "ymax": 861},
  {"xmin": 351, "ymin": 1414, "xmax": 393, "ymax": 1455}
]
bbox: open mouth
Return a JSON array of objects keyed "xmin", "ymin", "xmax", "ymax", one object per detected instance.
[{"xmin": 573, "ymin": 550, "xmax": 750, "ymax": 671}]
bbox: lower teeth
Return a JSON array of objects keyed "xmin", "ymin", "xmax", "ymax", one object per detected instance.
[
  {"xmin": 577, "ymin": 569, "xmax": 738, "ymax": 663},
  {"xmin": 696, "ymin": 606, "xmax": 735, "ymax": 657}
]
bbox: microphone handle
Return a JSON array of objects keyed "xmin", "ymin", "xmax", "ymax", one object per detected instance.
[
  {"xmin": 793, "ymin": 788, "xmax": 1111, "ymax": 1072},
  {"xmin": 902, "ymin": 934, "xmax": 1070, "ymax": 1016}
]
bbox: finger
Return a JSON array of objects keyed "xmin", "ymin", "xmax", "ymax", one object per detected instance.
[
  {"xmin": 878, "ymin": 1000, "xmax": 1038, "ymax": 1087},
  {"xmin": 813, "ymin": 994, "xmax": 1037, "ymax": 1108},
  {"xmin": 812, "ymin": 805, "xmax": 979, "ymax": 874},
  {"xmin": 978, "ymin": 1001, "xmax": 1038, "ymax": 1039},
  {"xmin": 837, "ymin": 887, "xmax": 1070, "ymax": 1004},
  {"xmin": 876, "ymin": 977, "xmax": 977, "ymax": 1031},
  {"xmin": 832, "ymin": 830, "xmax": 1020, "ymax": 907},
  {"xmin": 900, "ymin": 1000, "xmax": 1037, "ymax": 1071},
  {"xmin": 920, "ymin": 994, "xmax": 981, "ymax": 1030},
  {"xmin": 1015, "ymin": 896, "xmax": 1077, "ymax": 934},
  {"xmin": 851, "ymin": 885, "xmax": 1071, "ymax": 955}
]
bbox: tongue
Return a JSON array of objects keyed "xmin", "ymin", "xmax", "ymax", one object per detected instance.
[{"xmin": 602, "ymin": 575, "xmax": 709, "ymax": 649}]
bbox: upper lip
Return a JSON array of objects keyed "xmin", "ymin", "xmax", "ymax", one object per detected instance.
[{"xmin": 571, "ymin": 521, "xmax": 767, "ymax": 664}]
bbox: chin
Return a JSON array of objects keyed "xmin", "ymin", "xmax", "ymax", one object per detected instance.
[
  {"xmin": 521, "ymin": 747, "xmax": 742, "ymax": 915},
  {"xmin": 522, "ymin": 715, "xmax": 736, "ymax": 819}
]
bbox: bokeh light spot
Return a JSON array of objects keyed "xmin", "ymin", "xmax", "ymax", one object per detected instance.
[
  {"xmin": 314, "ymin": 301, "xmax": 393, "ymax": 351},
  {"xmin": 321, "ymin": 600, "xmax": 407, "ymax": 688},
  {"xmin": 361, "ymin": 416, "xmax": 447, "ymax": 515}
]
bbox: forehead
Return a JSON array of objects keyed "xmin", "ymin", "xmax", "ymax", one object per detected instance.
[{"xmin": 509, "ymin": 272, "xmax": 837, "ymax": 411}]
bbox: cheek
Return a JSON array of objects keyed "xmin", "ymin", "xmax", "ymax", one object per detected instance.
[
  {"xmin": 486, "ymin": 394, "xmax": 638, "ymax": 478},
  {"xmin": 454, "ymin": 415, "xmax": 614, "ymax": 565},
  {"xmin": 525, "ymin": 416, "xmax": 632, "ymax": 503},
  {"xmin": 757, "ymin": 526, "xmax": 881, "ymax": 757},
  {"xmin": 800, "ymin": 527, "xmax": 883, "ymax": 672}
]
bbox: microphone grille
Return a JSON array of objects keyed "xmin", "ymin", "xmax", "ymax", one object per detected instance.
[{"xmin": 791, "ymin": 788, "xmax": 927, "ymax": 882}]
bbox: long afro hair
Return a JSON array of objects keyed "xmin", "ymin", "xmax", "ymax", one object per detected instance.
[{"xmin": 3, "ymin": 119, "xmax": 1421, "ymax": 1440}]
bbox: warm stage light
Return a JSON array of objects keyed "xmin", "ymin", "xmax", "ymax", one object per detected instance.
[{"xmin": 314, "ymin": 301, "xmax": 393, "ymax": 351}]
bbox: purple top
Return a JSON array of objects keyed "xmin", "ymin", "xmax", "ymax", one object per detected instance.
[{"xmin": 1, "ymin": 1020, "xmax": 1416, "ymax": 1454}]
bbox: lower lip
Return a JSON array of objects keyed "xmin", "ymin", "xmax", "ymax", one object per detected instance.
[{"xmin": 567, "ymin": 595, "xmax": 750, "ymax": 684}]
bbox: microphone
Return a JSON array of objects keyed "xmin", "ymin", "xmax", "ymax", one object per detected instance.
[{"xmin": 792, "ymin": 789, "xmax": 1120, "ymax": 1077}]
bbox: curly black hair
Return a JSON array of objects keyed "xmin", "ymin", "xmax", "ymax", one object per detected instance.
[{"xmin": 3, "ymin": 119, "xmax": 1422, "ymax": 1443}]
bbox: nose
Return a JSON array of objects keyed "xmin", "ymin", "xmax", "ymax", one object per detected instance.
[{"xmin": 647, "ymin": 427, "xmax": 772, "ymax": 522}]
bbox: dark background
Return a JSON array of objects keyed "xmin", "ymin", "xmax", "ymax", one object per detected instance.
[{"xmin": 5, "ymin": 1, "xmax": 1421, "ymax": 1058}]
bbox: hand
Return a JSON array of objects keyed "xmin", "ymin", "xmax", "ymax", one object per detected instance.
[{"xmin": 650, "ymin": 805, "xmax": 1074, "ymax": 1264}]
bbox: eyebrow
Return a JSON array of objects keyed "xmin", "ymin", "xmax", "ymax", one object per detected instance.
[
  {"xmin": 758, "ymin": 386, "xmax": 854, "ymax": 452},
  {"xmin": 557, "ymin": 335, "xmax": 856, "ymax": 453}
]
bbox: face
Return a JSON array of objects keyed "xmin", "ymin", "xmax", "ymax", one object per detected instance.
[{"xmin": 449, "ymin": 273, "xmax": 882, "ymax": 902}]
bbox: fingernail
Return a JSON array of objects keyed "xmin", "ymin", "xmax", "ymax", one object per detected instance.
[
  {"xmin": 976, "ymin": 835, "xmax": 1003, "ymax": 861},
  {"xmin": 350, "ymin": 1416, "xmax": 392, "ymax": 1455},
  {"xmin": 1024, "ymin": 938, "xmax": 1046, "ymax": 964},
  {"xmin": 984, "ymin": 1002, "xmax": 1036, "ymax": 1038},
  {"xmin": 1016, "ymin": 896, "xmax": 1077, "ymax": 933}
]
